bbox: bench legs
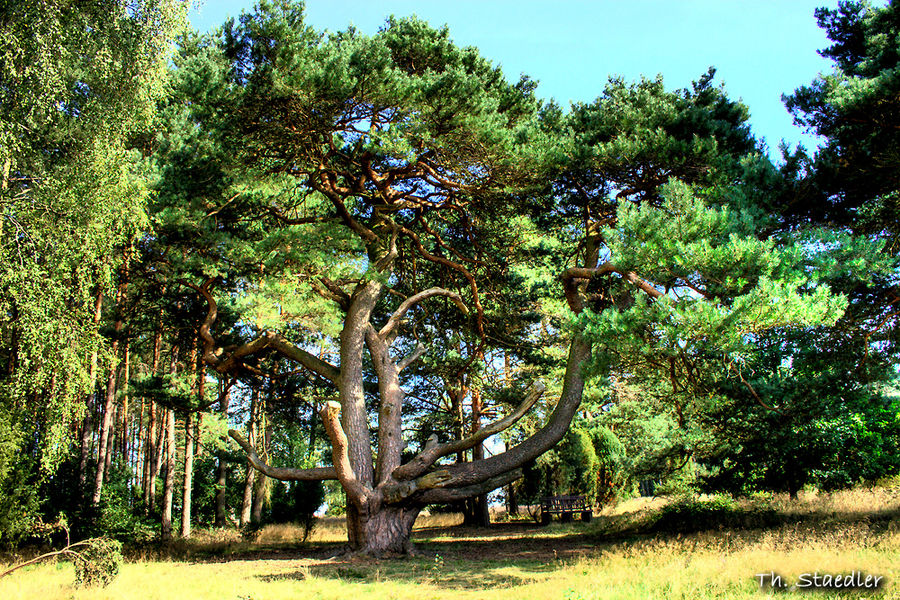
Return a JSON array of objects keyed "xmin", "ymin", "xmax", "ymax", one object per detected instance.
[{"xmin": 540, "ymin": 509, "xmax": 593, "ymax": 525}]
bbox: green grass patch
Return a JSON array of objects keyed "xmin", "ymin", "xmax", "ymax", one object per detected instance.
[{"xmin": 1, "ymin": 486, "xmax": 898, "ymax": 600}]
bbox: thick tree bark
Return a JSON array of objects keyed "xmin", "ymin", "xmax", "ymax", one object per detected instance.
[
  {"xmin": 417, "ymin": 335, "xmax": 591, "ymax": 499},
  {"xmin": 189, "ymin": 230, "xmax": 598, "ymax": 555},
  {"xmin": 345, "ymin": 504, "xmax": 421, "ymax": 556},
  {"xmin": 338, "ymin": 280, "xmax": 381, "ymax": 490}
]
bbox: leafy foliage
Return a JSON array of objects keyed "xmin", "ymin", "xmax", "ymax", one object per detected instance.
[{"xmin": 73, "ymin": 537, "xmax": 123, "ymax": 588}]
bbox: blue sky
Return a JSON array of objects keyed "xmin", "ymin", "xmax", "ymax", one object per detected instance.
[{"xmin": 189, "ymin": 1, "xmax": 840, "ymax": 155}]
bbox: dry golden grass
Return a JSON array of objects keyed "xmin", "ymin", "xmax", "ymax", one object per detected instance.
[{"xmin": 2, "ymin": 484, "xmax": 898, "ymax": 600}]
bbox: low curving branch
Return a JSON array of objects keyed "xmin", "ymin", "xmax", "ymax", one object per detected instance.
[
  {"xmin": 422, "ymin": 335, "xmax": 592, "ymax": 491},
  {"xmin": 416, "ymin": 469, "xmax": 523, "ymax": 504},
  {"xmin": 177, "ymin": 282, "xmax": 342, "ymax": 383},
  {"xmin": 392, "ymin": 381, "xmax": 546, "ymax": 481},
  {"xmin": 319, "ymin": 401, "xmax": 373, "ymax": 506},
  {"xmin": 229, "ymin": 430, "xmax": 338, "ymax": 481},
  {"xmin": 379, "ymin": 469, "xmax": 452, "ymax": 504}
]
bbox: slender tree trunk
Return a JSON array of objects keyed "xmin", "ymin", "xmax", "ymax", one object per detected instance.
[
  {"xmin": 144, "ymin": 328, "xmax": 162, "ymax": 511},
  {"xmin": 450, "ymin": 386, "xmax": 465, "ymax": 464},
  {"xmin": 179, "ymin": 343, "xmax": 201, "ymax": 538},
  {"xmin": 180, "ymin": 411, "xmax": 194, "ymax": 538},
  {"xmin": 470, "ymin": 388, "xmax": 490, "ymax": 526},
  {"xmin": 507, "ymin": 484, "xmax": 519, "ymax": 516},
  {"xmin": 120, "ymin": 339, "xmax": 130, "ymax": 466},
  {"xmin": 161, "ymin": 350, "xmax": 178, "ymax": 540},
  {"xmin": 240, "ymin": 463, "xmax": 256, "ymax": 528},
  {"xmin": 92, "ymin": 283, "xmax": 125, "ymax": 506},
  {"xmin": 251, "ymin": 411, "xmax": 272, "ymax": 523},
  {"xmin": 240, "ymin": 388, "xmax": 258, "ymax": 527},
  {"xmin": 502, "ymin": 352, "xmax": 518, "ymax": 516},
  {"xmin": 136, "ymin": 395, "xmax": 145, "ymax": 500},
  {"xmin": 152, "ymin": 411, "xmax": 165, "ymax": 492},
  {"xmin": 79, "ymin": 289, "xmax": 103, "ymax": 488},
  {"xmin": 161, "ymin": 407, "xmax": 176, "ymax": 540},
  {"xmin": 214, "ymin": 383, "xmax": 230, "ymax": 527},
  {"xmin": 144, "ymin": 401, "xmax": 157, "ymax": 510}
]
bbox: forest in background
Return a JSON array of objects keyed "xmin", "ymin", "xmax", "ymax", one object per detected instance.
[{"xmin": 0, "ymin": 0, "xmax": 898, "ymax": 556}]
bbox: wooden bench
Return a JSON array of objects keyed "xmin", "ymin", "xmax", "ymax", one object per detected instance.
[{"xmin": 540, "ymin": 495, "xmax": 592, "ymax": 525}]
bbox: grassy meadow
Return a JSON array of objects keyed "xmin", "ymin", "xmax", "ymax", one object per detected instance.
[{"xmin": 2, "ymin": 485, "xmax": 898, "ymax": 600}]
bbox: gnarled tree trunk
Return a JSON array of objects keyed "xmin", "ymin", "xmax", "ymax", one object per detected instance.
[
  {"xmin": 190, "ymin": 220, "xmax": 601, "ymax": 556},
  {"xmin": 345, "ymin": 504, "xmax": 421, "ymax": 556}
]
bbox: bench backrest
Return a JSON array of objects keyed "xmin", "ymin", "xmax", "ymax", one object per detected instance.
[{"xmin": 540, "ymin": 495, "xmax": 588, "ymax": 511}]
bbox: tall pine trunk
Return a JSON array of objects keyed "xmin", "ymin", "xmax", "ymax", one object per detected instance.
[
  {"xmin": 160, "ymin": 407, "xmax": 176, "ymax": 540},
  {"xmin": 92, "ymin": 282, "xmax": 125, "ymax": 506},
  {"xmin": 470, "ymin": 388, "xmax": 490, "ymax": 526},
  {"xmin": 143, "ymin": 327, "xmax": 162, "ymax": 511},
  {"xmin": 161, "ymin": 349, "xmax": 178, "ymax": 539},
  {"xmin": 78, "ymin": 289, "xmax": 103, "ymax": 488},
  {"xmin": 239, "ymin": 388, "xmax": 258, "ymax": 527},
  {"xmin": 180, "ymin": 411, "xmax": 194, "ymax": 537},
  {"xmin": 239, "ymin": 463, "xmax": 255, "ymax": 527},
  {"xmin": 214, "ymin": 384, "xmax": 230, "ymax": 527},
  {"xmin": 119, "ymin": 338, "xmax": 130, "ymax": 466}
]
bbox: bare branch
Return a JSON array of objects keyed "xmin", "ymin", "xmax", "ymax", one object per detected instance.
[
  {"xmin": 312, "ymin": 175, "xmax": 378, "ymax": 242},
  {"xmin": 380, "ymin": 287, "xmax": 469, "ymax": 340},
  {"xmin": 229, "ymin": 430, "xmax": 337, "ymax": 481},
  {"xmin": 380, "ymin": 469, "xmax": 452, "ymax": 504},
  {"xmin": 397, "ymin": 343, "xmax": 427, "ymax": 372},
  {"xmin": 401, "ymin": 225, "xmax": 486, "ymax": 338},
  {"xmin": 392, "ymin": 382, "xmax": 545, "ymax": 481},
  {"xmin": 216, "ymin": 335, "xmax": 272, "ymax": 373},
  {"xmin": 623, "ymin": 271, "xmax": 664, "ymax": 299},
  {"xmin": 416, "ymin": 469, "xmax": 523, "ymax": 504},
  {"xmin": 318, "ymin": 276, "xmax": 351, "ymax": 308},
  {"xmin": 310, "ymin": 280, "xmax": 348, "ymax": 309},
  {"xmin": 174, "ymin": 285, "xmax": 340, "ymax": 382},
  {"xmin": 180, "ymin": 278, "xmax": 222, "ymax": 366},
  {"xmin": 425, "ymin": 336, "xmax": 592, "ymax": 490},
  {"xmin": 319, "ymin": 401, "xmax": 373, "ymax": 505},
  {"xmin": 561, "ymin": 263, "xmax": 664, "ymax": 311},
  {"xmin": 267, "ymin": 333, "xmax": 340, "ymax": 383}
]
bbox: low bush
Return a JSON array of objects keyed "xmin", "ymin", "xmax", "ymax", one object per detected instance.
[{"xmin": 649, "ymin": 495, "xmax": 780, "ymax": 533}]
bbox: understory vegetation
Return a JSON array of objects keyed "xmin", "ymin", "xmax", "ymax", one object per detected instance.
[{"xmin": 2, "ymin": 484, "xmax": 898, "ymax": 599}]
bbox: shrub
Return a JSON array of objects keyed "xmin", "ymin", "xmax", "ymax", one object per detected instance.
[
  {"xmin": 73, "ymin": 537, "xmax": 122, "ymax": 588},
  {"xmin": 649, "ymin": 495, "xmax": 779, "ymax": 533}
]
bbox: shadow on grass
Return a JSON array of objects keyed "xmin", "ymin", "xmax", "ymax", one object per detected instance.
[
  {"xmin": 256, "ymin": 549, "xmax": 563, "ymax": 591},
  {"xmin": 144, "ymin": 492, "xmax": 900, "ymax": 581}
]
